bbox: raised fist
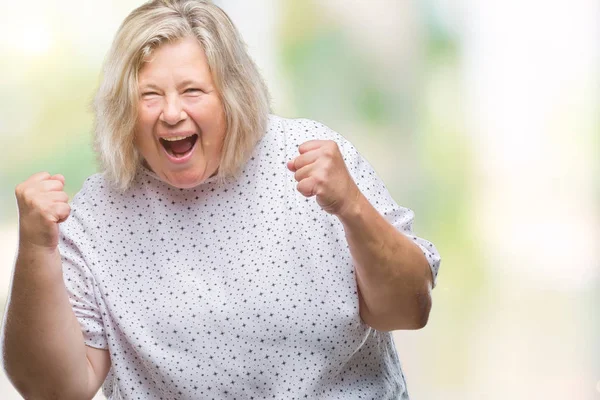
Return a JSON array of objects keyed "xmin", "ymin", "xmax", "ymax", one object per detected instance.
[{"xmin": 15, "ymin": 172, "xmax": 70, "ymax": 250}]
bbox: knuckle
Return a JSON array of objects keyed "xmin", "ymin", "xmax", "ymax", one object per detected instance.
[
  {"xmin": 14, "ymin": 183, "xmax": 24, "ymax": 197},
  {"xmin": 314, "ymin": 173, "xmax": 325, "ymax": 185},
  {"xmin": 53, "ymin": 204, "xmax": 69, "ymax": 221},
  {"xmin": 36, "ymin": 171, "xmax": 51, "ymax": 181},
  {"xmin": 16, "ymin": 183, "xmax": 34, "ymax": 199},
  {"xmin": 22, "ymin": 187, "xmax": 36, "ymax": 202}
]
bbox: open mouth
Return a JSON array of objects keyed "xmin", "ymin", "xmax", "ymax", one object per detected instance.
[{"xmin": 159, "ymin": 134, "xmax": 198, "ymax": 159}]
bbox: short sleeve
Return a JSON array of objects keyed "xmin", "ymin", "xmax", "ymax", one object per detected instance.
[
  {"xmin": 59, "ymin": 217, "xmax": 108, "ymax": 349},
  {"xmin": 317, "ymin": 123, "xmax": 442, "ymax": 287}
]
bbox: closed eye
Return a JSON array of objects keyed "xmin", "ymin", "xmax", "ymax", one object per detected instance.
[{"xmin": 185, "ymin": 88, "xmax": 203, "ymax": 94}]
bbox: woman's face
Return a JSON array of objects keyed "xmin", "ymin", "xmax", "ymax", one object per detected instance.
[{"xmin": 134, "ymin": 36, "xmax": 227, "ymax": 188}]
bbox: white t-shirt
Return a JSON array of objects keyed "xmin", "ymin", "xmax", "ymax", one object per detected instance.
[{"xmin": 59, "ymin": 114, "xmax": 441, "ymax": 400}]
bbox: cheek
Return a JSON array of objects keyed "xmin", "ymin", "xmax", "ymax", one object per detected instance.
[
  {"xmin": 135, "ymin": 111, "xmax": 159, "ymax": 143},
  {"xmin": 188, "ymin": 96, "xmax": 225, "ymax": 121},
  {"xmin": 134, "ymin": 112, "xmax": 157, "ymax": 148},
  {"xmin": 137, "ymin": 102, "xmax": 161, "ymax": 125},
  {"xmin": 133, "ymin": 130, "xmax": 152, "ymax": 153}
]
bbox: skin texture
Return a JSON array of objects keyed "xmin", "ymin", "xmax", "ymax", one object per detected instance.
[
  {"xmin": 288, "ymin": 140, "xmax": 434, "ymax": 330},
  {"xmin": 134, "ymin": 36, "xmax": 227, "ymax": 189},
  {"xmin": 2, "ymin": 172, "xmax": 106, "ymax": 400}
]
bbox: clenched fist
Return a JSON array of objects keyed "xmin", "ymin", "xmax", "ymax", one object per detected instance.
[
  {"xmin": 287, "ymin": 140, "xmax": 361, "ymax": 217},
  {"xmin": 15, "ymin": 172, "xmax": 70, "ymax": 250}
]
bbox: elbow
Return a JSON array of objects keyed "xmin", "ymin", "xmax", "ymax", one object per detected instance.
[
  {"xmin": 2, "ymin": 374, "xmax": 44, "ymax": 400},
  {"xmin": 412, "ymin": 289, "xmax": 432, "ymax": 329},
  {"xmin": 401, "ymin": 283, "xmax": 433, "ymax": 330},
  {"xmin": 392, "ymin": 290, "xmax": 432, "ymax": 331},
  {"xmin": 2, "ymin": 365, "xmax": 87, "ymax": 400},
  {"xmin": 3, "ymin": 372, "xmax": 61, "ymax": 400},
  {"xmin": 360, "ymin": 289, "xmax": 432, "ymax": 332},
  {"xmin": 2, "ymin": 355, "xmax": 32, "ymax": 400}
]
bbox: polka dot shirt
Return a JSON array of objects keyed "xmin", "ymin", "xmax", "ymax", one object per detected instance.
[{"xmin": 59, "ymin": 114, "xmax": 441, "ymax": 400}]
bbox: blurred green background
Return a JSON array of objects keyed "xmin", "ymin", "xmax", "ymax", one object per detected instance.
[{"xmin": 0, "ymin": 1, "xmax": 598, "ymax": 399}]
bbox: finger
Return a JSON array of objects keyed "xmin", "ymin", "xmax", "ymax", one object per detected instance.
[
  {"xmin": 296, "ymin": 176, "xmax": 318, "ymax": 198},
  {"xmin": 294, "ymin": 162, "xmax": 319, "ymax": 183},
  {"xmin": 51, "ymin": 202, "xmax": 71, "ymax": 223},
  {"xmin": 298, "ymin": 140, "xmax": 329, "ymax": 155},
  {"xmin": 27, "ymin": 171, "xmax": 52, "ymax": 183},
  {"xmin": 39, "ymin": 179, "xmax": 65, "ymax": 192},
  {"xmin": 286, "ymin": 160, "xmax": 295, "ymax": 172},
  {"xmin": 288, "ymin": 149, "xmax": 321, "ymax": 172},
  {"xmin": 47, "ymin": 191, "xmax": 69, "ymax": 203},
  {"xmin": 50, "ymin": 174, "xmax": 65, "ymax": 185}
]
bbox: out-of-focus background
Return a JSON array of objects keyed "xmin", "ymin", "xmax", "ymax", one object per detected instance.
[{"xmin": 0, "ymin": 0, "xmax": 598, "ymax": 399}]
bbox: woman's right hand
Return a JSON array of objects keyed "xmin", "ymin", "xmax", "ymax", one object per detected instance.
[{"xmin": 15, "ymin": 172, "xmax": 71, "ymax": 250}]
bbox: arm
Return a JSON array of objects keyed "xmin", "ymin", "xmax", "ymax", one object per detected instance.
[
  {"xmin": 337, "ymin": 191, "xmax": 433, "ymax": 331},
  {"xmin": 1, "ymin": 173, "xmax": 110, "ymax": 400},
  {"xmin": 2, "ymin": 246, "xmax": 110, "ymax": 400},
  {"xmin": 288, "ymin": 140, "xmax": 436, "ymax": 332}
]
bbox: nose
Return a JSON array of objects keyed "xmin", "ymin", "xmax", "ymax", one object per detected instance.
[{"xmin": 159, "ymin": 95, "xmax": 188, "ymax": 125}]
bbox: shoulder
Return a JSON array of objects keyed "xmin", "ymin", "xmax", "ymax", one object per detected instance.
[
  {"xmin": 270, "ymin": 114, "xmax": 345, "ymax": 143},
  {"xmin": 70, "ymin": 173, "xmax": 117, "ymax": 208},
  {"xmin": 267, "ymin": 114, "xmax": 357, "ymax": 160},
  {"xmin": 61, "ymin": 173, "xmax": 120, "ymax": 233}
]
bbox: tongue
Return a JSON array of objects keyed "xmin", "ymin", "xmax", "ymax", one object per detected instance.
[{"xmin": 170, "ymin": 137, "xmax": 195, "ymax": 155}]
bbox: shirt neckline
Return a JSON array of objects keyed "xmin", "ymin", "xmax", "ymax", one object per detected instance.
[{"xmin": 137, "ymin": 163, "xmax": 219, "ymax": 188}]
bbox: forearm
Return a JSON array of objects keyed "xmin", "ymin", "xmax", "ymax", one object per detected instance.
[
  {"xmin": 2, "ymin": 244, "xmax": 91, "ymax": 400},
  {"xmin": 338, "ymin": 192, "xmax": 433, "ymax": 331}
]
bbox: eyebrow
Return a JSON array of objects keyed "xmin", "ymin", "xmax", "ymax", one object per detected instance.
[
  {"xmin": 177, "ymin": 79, "xmax": 204, "ymax": 89},
  {"xmin": 139, "ymin": 83, "xmax": 162, "ymax": 92},
  {"xmin": 138, "ymin": 80, "xmax": 206, "ymax": 91}
]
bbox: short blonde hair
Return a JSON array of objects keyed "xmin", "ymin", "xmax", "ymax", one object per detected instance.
[{"xmin": 93, "ymin": 0, "xmax": 271, "ymax": 190}]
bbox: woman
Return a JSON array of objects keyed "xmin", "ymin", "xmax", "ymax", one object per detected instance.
[{"xmin": 2, "ymin": 1, "xmax": 441, "ymax": 399}]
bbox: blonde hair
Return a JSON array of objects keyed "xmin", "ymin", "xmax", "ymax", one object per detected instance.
[{"xmin": 93, "ymin": 0, "xmax": 271, "ymax": 190}]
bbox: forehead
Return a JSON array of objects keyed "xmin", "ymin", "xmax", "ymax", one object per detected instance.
[{"xmin": 138, "ymin": 37, "xmax": 211, "ymax": 84}]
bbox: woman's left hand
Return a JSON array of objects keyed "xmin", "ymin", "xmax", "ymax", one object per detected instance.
[{"xmin": 287, "ymin": 140, "xmax": 361, "ymax": 217}]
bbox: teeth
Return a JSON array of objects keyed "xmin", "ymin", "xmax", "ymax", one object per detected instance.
[{"xmin": 162, "ymin": 135, "xmax": 193, "ymax": 141}]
